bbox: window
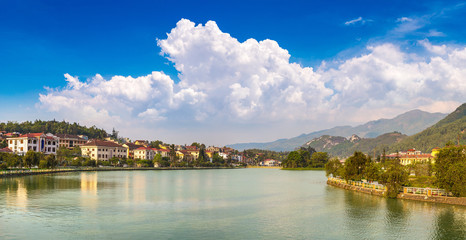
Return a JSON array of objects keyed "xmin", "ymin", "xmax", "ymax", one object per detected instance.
[
  {"xmin": 9, "ymin": 140, "xmax": 12, "ymax": 144},
  {"xmin": 20, "ymin": 140, "xmax": 23, "ymax": 144},
  {"xmin": 28, "ymin": 140, "xmax": 31, "ymax": 144},
  {"xmin": 33, "ymin": 147, "xmax": 36, "ymax": 151},
  {"xmin": 92, "ymin": 154, "xmax": 95, "ymax": 157},
  {"xmin": 52, "ymin": 148, "xmax": 55, "ymax": 152},
  {"xmin": 53, "ymin": 142, "xmax": 55, "ymax": 145},
  {"xmin": 33, "ymin": 140, "xmax": 37, "ymax": 144},
  {"xmin": 20, "ymin": 147, "xmax": 23, "ymax": 151}
]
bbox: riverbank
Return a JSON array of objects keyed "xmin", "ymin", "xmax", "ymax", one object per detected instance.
[
  {"xmin": 246, "ymin": 166, "xmax": 281, "ymax": 169},
  {"xmin": 327, "ymin": 178, "xmax": 466, "ymax": 206},
  {"xmin": 281, "ymin": 167, "xmax": 324, "ymax": 170},
  {"xmin": 0, "ymin": 166, "xmax": 238, "ymax": 178}
]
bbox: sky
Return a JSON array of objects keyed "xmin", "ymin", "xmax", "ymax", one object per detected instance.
[{"xmin": 1, "ymin": 0, "xmax": 466, "ymax": 146}]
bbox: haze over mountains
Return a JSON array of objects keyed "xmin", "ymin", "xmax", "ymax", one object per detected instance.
[{"xmin": 227, "ymin": 109, "xmax": 447, "ymax": 151}]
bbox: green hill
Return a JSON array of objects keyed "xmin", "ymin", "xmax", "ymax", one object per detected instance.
[
  {"xmin": 304, "ymin": 132, "xmax": 407, "ymax": 158},
  {"xmin": 387, "ymin": 103, "xmax": 466, "ymax": 153},
  {"xmin": 0, "ymin": 120, "xmax": 108, "ymax": 139}
]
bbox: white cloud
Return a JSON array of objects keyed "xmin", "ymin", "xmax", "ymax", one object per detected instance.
[
  {"xmin": 396, "ymin": 17, "xmax": 413, "ymax": 22},
  {"xmin": 38, "ymin": 19, "xmax": 466, "ymax": 144},
  {"xmin": 344, "ymin": 17, "xmax": 369, "ymax": 25}
]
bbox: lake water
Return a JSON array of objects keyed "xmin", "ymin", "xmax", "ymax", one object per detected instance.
[{"xmin": 0, "ymin": 169, "xmax": 465, "ymax": 239}]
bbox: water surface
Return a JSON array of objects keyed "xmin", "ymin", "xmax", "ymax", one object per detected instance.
[{"xmin": 1, "ymin": 169, "xmax": 464, "ymax": 239}]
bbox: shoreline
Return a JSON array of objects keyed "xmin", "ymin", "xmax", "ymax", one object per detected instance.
[
  {"xmin": 327, "ymin": 179, "xmax": 466, "ymax": 206},
  {"xmin": 0, "ymin": 167, "xmax": 239, "ymax": 178}
]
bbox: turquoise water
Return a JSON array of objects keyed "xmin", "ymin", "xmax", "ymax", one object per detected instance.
[{"xmin": 0, "ymin": 169, "xmax": 464, "ymax": 239}]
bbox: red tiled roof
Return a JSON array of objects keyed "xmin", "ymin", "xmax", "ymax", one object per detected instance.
[
  {"xmin": 135, "ymin": 147, "xmax": 152, "ymax": 150},
  {"xmin": 82, "ymin": 139, "xmax": 123, "ymax": 148},
  {"xmin": 17, "ymin": 133, "xmax": 44, "ymax": 138},
  {"xmin": 0, "ymin": 147, "xmax": 12, "ymax": 153}
]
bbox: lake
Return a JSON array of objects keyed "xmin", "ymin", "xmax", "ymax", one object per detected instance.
[{"xmin": 0, "ymin": 169, "xmax": 465, "ymax": 239}]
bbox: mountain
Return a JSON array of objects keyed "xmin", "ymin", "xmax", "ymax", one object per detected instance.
[
  {"xmin": 303, "ymin": 132, "xmax": 407, "ymax": 158},
  {"xmin": 387, "ymin": 103, "xmax": 466, "ymax": 153},
  {"xmin": 227, "ymin": 109, "xmax": 446, "ymax": 151}
]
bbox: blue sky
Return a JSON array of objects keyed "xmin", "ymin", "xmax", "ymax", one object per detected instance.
[{"xmin": 1, "ymin": 0, "xmax": 466, "ymax": 145}]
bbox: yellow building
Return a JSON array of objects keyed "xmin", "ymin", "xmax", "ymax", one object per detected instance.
[
  {"xmin": 81, "ymin": 140, "xmax": 127, "ymax": 161},
  {"xmin": 431, "ymin": 147, "xmax": 440, "ymax": 157}
]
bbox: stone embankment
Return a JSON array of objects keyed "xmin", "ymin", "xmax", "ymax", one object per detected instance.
[{"xmin": 327, "ymin": 178, "xmax": 466, "ymax": 206}]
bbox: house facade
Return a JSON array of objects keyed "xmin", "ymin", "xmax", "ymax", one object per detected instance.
[
  {"xmin": 7, "ymin": 133, "xmax": 58, "ymax": 155},
  {"xmin": 54, "ymin": 133, "xmax": 87, "ymax": 148},
  {"xmin": 81, "ymin": 139, "xmax": 127, "ymax": 161},
  {"xmin": 134, "ymin": 147, "xmax": 155, "ymax": 160}
]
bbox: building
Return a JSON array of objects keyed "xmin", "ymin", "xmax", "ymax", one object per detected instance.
[
  {"xmin": 134, "ymin": 140, "xmax": 149, "ymax": 147},
  {"xmin": 134, "ymin": 147, "xmax": 155, "ymax": 160},
  {"xmin": 54, "ymin": 133, "xmax": 87, "ymax": 148},
  {"xmin": 385, "ymin": 148, "xmax": 434, "ymax": 166},
  {"xmin": 0, "ymin": 147, "xmax": 13, "ymax": 153},
  {"xmin": 154, "ymin": 149, "xmax": 170, "ymax": 158},
  {"xmin": 81, "ymin": 139, "xmax": 127, "ymax": 161},
  {"xmin": 123, "ymin": 142, "xmax": 140, "ymax": 159},
  {"xmin": 260, "ymin": 159, "xmax": 281, "ymax": 166},
  {"xmin": 7, "ymin": 133, "xmax": 58, "ymax": 155}
]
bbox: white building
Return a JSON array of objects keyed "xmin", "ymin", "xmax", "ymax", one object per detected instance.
[
  {"xmin": 7, "ymin": 133, "xmax": 58, "ymax": 155},
  {"xmin": 134, "ymin": 147, "xmax": 155, "ymax": 160},
  {"xmin": 81, "ymin": 139, "xmax": 127, "ymax": 161}
]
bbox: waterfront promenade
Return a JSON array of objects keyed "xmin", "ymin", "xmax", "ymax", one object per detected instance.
[{"xmin": 327, "ymin": 177, "xmax": 466, "ymax": 206}]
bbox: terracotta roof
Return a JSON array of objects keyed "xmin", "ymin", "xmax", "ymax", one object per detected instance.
[
  {"xmin": 54, "ymin": 133, "xmax": 85, "ymax": 140},
  {"xmin": 17, "ymin": 133, "xmax": 44, "ymax": 138},
  {"xmin": 124, "ymin": 143, "xmax": 140, "ymax": 150},
  {"xmin": 82, "ymin": 139, "xmax": 124, "ymax": 148},
  {"xmin": 135, "ymin": 147, "xmax": 152, "ymax": 150},
  {"xmin": 0, "ymin": 147, "xmax": 12, "ymax": 153}
]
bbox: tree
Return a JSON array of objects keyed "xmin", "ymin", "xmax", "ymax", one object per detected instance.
[
  {"xmin": 45, "ymin": 154, "xmax": 57, "ymax": 169},
  {"xmin": 282, "ymin": 151, "xmax": 304, "ymax": 168},
  {"xmin": 23, "ymin": 151, "xmax": 42, "ymax": 168},
  {"xmin": 380, "ymin": 159, "xmax": 409, "ymax": 198},
  {"xmin": 325, "ymin": 158, "xmax": 342, "ymax": 177},
  {"xmin": 364, "ymin": 161, "xmax": 381, "ymax": 181},
  {"xmin": 110, "ymin": 157, "xmax": 119, "ymax": 167},
  {"xmin": 343, "ymin": 151, "xmax": 369, "ymax": 181},
  {"xmin": 309, "ymin": 152, "xmax": 329, "ymax": 168},
  {"xmin": 435, "ymin": 146, "xmax": 466, "ymax": 197}
]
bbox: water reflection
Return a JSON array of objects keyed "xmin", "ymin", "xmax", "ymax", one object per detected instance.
[
  {"xmin": 80, "ymin": 172, "xmax": 98, "ymax": 195},
  {"xmin": 384, "ymin": 199, "xmax": 409, "ymax": 238},
  {"xmin": 432, "ymin": 208, "xmax": 466, "ymax": 240}
]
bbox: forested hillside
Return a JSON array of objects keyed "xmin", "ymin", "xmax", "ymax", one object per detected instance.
[
  {"xmin": 0, "ymin": 120, "xmax": 108, "ymax": 139},
  {"xmin": 304, "ymin": 132, "xmax": 407, "ymax": 158},
  {"xmin": 387, "ymin": 103, "xmax": 466, "ymax": 153}
]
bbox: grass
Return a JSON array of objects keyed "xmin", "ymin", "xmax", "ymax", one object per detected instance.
[{"xmin": 406, "ymin": 175, "xmax": 437, "ymax": 188}]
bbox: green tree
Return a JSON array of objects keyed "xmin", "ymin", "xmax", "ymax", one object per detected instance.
[
  {"xmin": 283, "ymin": 151, "xmax": 305, "ymax": 168},
  {"xmin": 109, "ymin": 157, "xmax": 119, "ymax": 167},
  {"xmin": 23, "ymin": 151, "xmax": 42, "ymax": 168},
  {"xmin": 325, "ymin": 158, "xmax": 342, "ymax": 177},
  {"xmin": 45, "ymin": 154, "xmax": 57, "ymax": 168},
  {"xmin": 435, "ymin": 146, "xmax": 466, "ymax": 197},
  {"xmin": 364, "ymin": 161, "xmax": 381, "ymax": 181},
  {"xmin": 309, "ymin": 152, "xmax": 329, "ymax": 168},
  {"xmin": 343, "ymin": 151, "xmax": 369, "ymax": 181},
  {"xmin": 380, "ymin": 159, "xmax": 409, "ymax": 198}
]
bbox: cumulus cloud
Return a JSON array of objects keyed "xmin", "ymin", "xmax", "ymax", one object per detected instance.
[{"xmin": 38, "ymin": 19, "xmax": 466, "ymax": 143}]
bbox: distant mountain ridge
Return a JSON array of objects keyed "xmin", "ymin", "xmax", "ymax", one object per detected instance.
[
  {"xmin": 303, "ymin": 132, "xmax": 407, "ymax": 158},
  {"xmin": 387, "ymin": 103, "xmax": 466, "ymax": 153},
  {"xmin": 227, "ymin": 109, "xmax": 447, "ymax": 151}
]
